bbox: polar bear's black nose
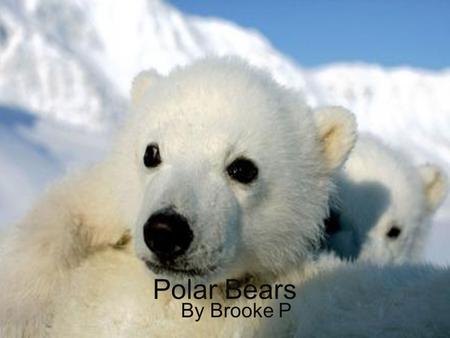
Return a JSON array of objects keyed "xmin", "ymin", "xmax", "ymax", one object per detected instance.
[{"xmin": 143, "ymin": 210, "xmax": 193, "ymax": 261}]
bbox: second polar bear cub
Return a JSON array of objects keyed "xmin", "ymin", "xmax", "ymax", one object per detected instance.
[{"xmin": 324, "ymin": 135, "xmax": 447, "ymax": 263}]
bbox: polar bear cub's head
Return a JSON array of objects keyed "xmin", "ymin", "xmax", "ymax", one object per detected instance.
[
  {"xmin": 117, "ymin": 58, "xmax": 356, "ymax": 282},
  {"xmin": 334, "ymin": 135, "xmax": 447, "ymax": 263}
]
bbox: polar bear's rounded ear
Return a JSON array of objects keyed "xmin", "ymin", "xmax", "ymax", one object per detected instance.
[
  {"xmin": 418, "ymin": 164, "xmax": 448, "ymax": 213},
  {"xmin": 314, "ymin": 106, "xmax": 357, "ymax": 172},
  {"xmin": 131, "ymin": 69, "xmax": 161, "ymax": 105}
]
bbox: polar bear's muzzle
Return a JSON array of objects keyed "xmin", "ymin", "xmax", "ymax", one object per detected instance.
[
  {"xmin": 135, "ymin": 167, "xmax": 240, "ymax": 280},
  {"xmin": 143, "ymin": 208, "xmax": 194, "ymax": 262}
]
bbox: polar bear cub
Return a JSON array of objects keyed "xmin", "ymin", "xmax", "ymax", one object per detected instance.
[
  {"xmin": 324, "ymin": 135, "xmax": 447, "ymax": 263},
  {"xmin": 0, "ymin": 58, "xmax": 357, "ymax": 336}
]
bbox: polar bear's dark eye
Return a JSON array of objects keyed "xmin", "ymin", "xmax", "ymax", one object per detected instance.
[
  {"xmin": 227, "ymin": 157, "xmax": 258, "ymax": 184},
  {"xmin": 143, "ymin": 144, "xmax": 162, "ymax": 168},
  {"xmin": 386, "ymin": 225, "xmax": 401, "ymax": 239}
]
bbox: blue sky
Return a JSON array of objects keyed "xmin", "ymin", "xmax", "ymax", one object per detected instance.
[{"xmin": 169, "ymin": 1, "xmax": 450, "ymax": 70}]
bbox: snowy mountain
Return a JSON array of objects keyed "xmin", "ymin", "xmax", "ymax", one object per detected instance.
[
  {"xmin": 0, "ymin": 0, "xmax": 449, "ymax": 263},
  {"xmin": 0, "ymin": 0, "xmax": 308, "ymax": 128}
]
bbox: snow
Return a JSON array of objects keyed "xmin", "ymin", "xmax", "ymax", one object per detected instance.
[
  {"xmin": 0, "ymin": 0, "xmax": 449, "ymax": 264},
  {"xmin": 0, "ymin": 106, "xmax": 110, "ymax": 227}
]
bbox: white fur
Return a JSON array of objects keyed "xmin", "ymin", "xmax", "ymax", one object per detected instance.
[
  {"xmin": 0, "ymin": 58, "xmax": 448, "ymax": 337},
  {"xmin": 265, "ymin": 254, "xmax": 450, "ymax": 337},
  {"xmin": 125, "ymin": 58, "xmax": 354, "ymax": 281},
  {"xmin": 325, "ymin": 134, "xmax": 448, "ymax": 263},
  {"xmin": 50, "ymin": 251, "xmax": 450, "ymax": 338}
]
